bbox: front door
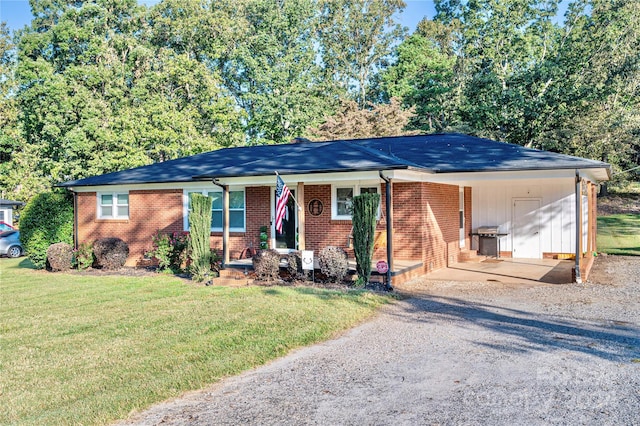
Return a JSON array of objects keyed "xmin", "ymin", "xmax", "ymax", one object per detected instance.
[
  {"xmin": 512, "ymin": 198, "xmax": 541, "ymax": 259},
  {"xmin": 272, "ymin": 189, "xmax": 297, "ymax": 250}
]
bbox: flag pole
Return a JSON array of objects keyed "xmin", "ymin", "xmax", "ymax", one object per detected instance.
[{"xmin": 275, "ymin": 171, "xmax": 302, "ymax": 211}]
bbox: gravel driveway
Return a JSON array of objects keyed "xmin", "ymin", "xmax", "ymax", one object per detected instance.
[{"xmin": 119, "ymin": 255, "xmax": 640, "ymax": 425}]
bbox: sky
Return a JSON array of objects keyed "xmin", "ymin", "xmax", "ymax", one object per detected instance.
[{"xmin": 0, "ymin": 0, "xmax": 436, "ymax": 34}]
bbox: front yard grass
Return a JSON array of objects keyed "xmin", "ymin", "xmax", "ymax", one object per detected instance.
[
  {"xmin": 597, "ymin": 213, "xmax": 640, "ymax": 256},
  {"xmin": 0, "ymin": 258, "xmax": 392, "ymax": 425}
]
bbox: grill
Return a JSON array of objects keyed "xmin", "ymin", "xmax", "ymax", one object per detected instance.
[{"xmin": 476, "ymin": 226, "xmax": 503, "ymax": 257}]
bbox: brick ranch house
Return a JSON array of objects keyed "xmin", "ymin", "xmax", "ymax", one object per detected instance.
[{"xmin": 59, "ymin": 133, "xmax": 611, "ymax": 285}]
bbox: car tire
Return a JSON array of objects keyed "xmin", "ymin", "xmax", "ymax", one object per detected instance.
[{"xmin": 7, "ymin": 246, "xmax": 22, "ymax": 258}]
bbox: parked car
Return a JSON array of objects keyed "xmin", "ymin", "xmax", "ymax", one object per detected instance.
[
  {"xmin": 0, "ymin": 221, "xmax": 15, "ymax": 232},
  {"xmin": 0, "ymin": 230, "xmax": 23, "ymax": 258}
]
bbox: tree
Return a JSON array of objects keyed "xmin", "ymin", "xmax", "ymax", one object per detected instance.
[
  {"xmin": 537, "ymin": 0, "xmax": 640, "ymax": 182},
  {"xmin": 317, "ymin": 0, "xmax": 407, "ymax": 106},
  {"xmin": 12, "ymin": 0, "xmax": 244, "ymax": 190},
  {"xmin": 219, "ymin": 0, "xmax": 333, "ymax": 144},
  {"xmin": 307, "ymin": 97, "xmax": 415, "ymax": 140},
  {"xmin": 351, "ymin": 192, "xmax": 380, "ymax": 286},
  {"xmin": 380, "ymin": 21, "xmax": 457, "ymax": 132}
]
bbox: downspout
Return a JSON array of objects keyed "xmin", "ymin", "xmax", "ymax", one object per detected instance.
[
  {"xmin": 379, "ymin": 171, "xmax": 393, "ymax": 289},
  {"xmin": 575, "ymin": 171, "xmax": 582, "ymax": 284},
  {"xmin": 71, "ymin": 189, "xmax": 78, "ymax": 250},
  {"xmin": 212, "ymin": 179, "xmax": 229, "ymax": 268}
]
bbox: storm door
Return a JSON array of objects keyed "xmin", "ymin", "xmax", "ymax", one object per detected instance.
[{"xmin": 272, "ymin": 189, "xmax": 297, "ymax": 250}]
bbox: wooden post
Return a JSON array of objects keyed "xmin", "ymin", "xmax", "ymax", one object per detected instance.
[
  {"xmin": 297, "ymin": 181, "xmax": 305, "ymax": 250},
  {"xmin": 575, "ymin": 172, "xmax": 582, "ymax": 283}
]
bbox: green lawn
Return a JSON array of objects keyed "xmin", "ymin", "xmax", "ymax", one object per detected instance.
[
  {"xmin": 597, "ymin": 214, "xmax": 640, "ymax": 256},
  {"xmin": 0, "ymin": 258, "xmax": 391, "ymax": 425}
]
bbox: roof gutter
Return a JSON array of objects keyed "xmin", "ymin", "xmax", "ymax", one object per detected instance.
[{"xmin": 379, "ymin": 171, "xmax": 393, "ymax": 290}]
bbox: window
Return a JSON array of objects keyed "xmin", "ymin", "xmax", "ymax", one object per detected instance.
[
  {"xmin": 186, "ymin": 189, "xmax": 245, "ymax": 232},
  {"xmin": 98, "ymin": 193, "xmax": 129, "ymax": 219},
  {"xmin": 331, "ymin": 184, "xmax": 380, "ymax": 220}
]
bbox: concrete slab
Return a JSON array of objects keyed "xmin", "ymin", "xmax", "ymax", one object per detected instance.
[{"xmin": 424, "ymin": 258, "xmax": 574, "ymax": 285}]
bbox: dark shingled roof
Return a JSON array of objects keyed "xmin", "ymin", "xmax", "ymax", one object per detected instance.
[{"xmin": 59, "ymin": 133, "xmax": 610, "ymax": 187}]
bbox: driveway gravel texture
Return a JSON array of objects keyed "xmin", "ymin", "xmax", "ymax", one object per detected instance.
[{"xmin": 118, "ymin": 255, "xmax": 640, "ymax": 426}]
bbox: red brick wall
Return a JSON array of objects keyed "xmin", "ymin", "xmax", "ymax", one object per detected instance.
[
  {"xmin": 393, "ymin": 183, "xmax": 423, "ymax": 260},
  {"xmin": 76, "ymin": 181, "xmax": 463, "ymax": 271},
  {"xmin": 77, "ymin": 189, "xmax": 183, "ymax": 266},
  {"xmin": 304, "ymin": 184, "xmax": 352, "ymax": 255},
  {"xmin": 421, "ymin": 182, "xmax": 461, "ymax": 272}
]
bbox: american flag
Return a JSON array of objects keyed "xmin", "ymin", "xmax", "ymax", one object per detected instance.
[{"xmin": 275, "ymin": 175, "xmax": 291, "ymax": 233}]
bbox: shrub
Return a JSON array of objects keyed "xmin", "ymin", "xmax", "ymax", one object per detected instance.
[
  {"xmin": 19, "ymin": 191, "xmax": 74, "ymax": 269},
  {"xmin": 146, "ymin": 230, "xmax": 190, "ymax": 272},
  {"xmin": 352, "ymin": 192, "xmax": 380, "ymax": 285},
  {"xmin": 47, "ymin": 242, "xmax": 74, "ymax": 272},
  {"xmin": 252, "ymin": 249, "xmax": 281, "ymax": 281},
  {"xmin": 286, "ymin": 251, "xmax": 305, "ymax": 280},
  {"xmin": 74, "ymin": 242, "xmax": 94, "ymax": 270},
  {"xmin": 188, "ymin": 193, "xmax": 213, "ymax": 282},
  {"xmin": 93, "ymin": 237, "xmax": 129, "ymax": 269},
  {"xmin": 210, "ymin": 249, "xmax": 222, "ymax": 276},
  {"xmin": 319, "ymin": 246, "xmax": 348, "ymax": 283}
]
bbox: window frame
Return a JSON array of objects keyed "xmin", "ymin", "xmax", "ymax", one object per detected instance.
[
  {"xmin": 184, "ymin": 188, "xmax": 246, "ymax": 233},
  {"xmin": 97, "ymin": 192, "xmax": 129, "ymax": 220},
  {"xmin": 331, "ymin": 183, "xmax": 381, "ymax": 220}
]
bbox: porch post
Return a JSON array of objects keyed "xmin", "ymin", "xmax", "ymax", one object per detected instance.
[
  {"xmin": 213, "ymin": 178, "xmax": 230, "ymax": 268},
  {"xmin": 380, "ymin": 172, "xmax": 393, "ymax": 287},
  {"xmin": 297, "ymin": 181, "xmax": 305, "ymax": 250},
  {"xmin": 575, "ymin": 171, "xmax": 582, "ymax": 284},
  {"xmin": 222, "ymin": 185, "xmax": 230, "ymax": 267}
]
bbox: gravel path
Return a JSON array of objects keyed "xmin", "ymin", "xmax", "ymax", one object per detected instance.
[{"xmin": 118, "ymin": 255, "xmax": 640, "ymax": 425}]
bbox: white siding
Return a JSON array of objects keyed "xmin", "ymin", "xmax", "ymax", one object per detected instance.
[{"xmin": 471, "ymin": 178, "xmax": 577, "ymax": 256}]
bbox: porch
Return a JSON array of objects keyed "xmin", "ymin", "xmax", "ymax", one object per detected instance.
[{"xmin": 421, "ymin": 258, "xmax": 574, "ymax": 285}]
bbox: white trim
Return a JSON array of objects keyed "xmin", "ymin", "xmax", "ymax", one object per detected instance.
[
  {"xmin": 331, "ymin": 182, "xmax": 381, "ymax": 220},
  {"xmin": 183, "ymin": 188, "xmax": 246, "ymax": 233},
  {"xmin": 97, "ymin": 192, "xmax": 129, "ymax": 219}
]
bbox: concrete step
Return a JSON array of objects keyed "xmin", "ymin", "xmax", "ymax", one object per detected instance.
[{"xmin": 459, "ymin": 250, "xmax": 483, "ymax": 262}]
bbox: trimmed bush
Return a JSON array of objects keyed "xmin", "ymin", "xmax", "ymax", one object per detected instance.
[
  {"xmin": 188, "ymin": 193, "xmax": 213, "ymax": 282},
  {"xmin": 19, "ymin": 191, "xmax": 74, "ymax": 269},
  {"xmin": 93, "ymin": 237, "xmax": 129, "ymax": 269},
  {"xmin": 352, "ymin": 192, "xmax": 381, "ymax": 285},
  {"xmin": 319, "ymin": 246, "xmax": 348, "ymax": 283},
  {"xmin": 286, "ymin": 251, "xmax": 305, "ymax": 280},
  {"xmin": 47, "ymin": 242, "xmax": 74, "ymax": 272},
  {"xmin": 253, "ymin": 249, "xmax": 281, "ymax": 281}
]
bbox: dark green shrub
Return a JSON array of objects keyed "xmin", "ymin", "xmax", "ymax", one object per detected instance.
[
  {"xmin": 93, "ymin": 237, "xmax": 129, "ymax": 269},
  {"xmin": 188, "ymin": 193, "xmax": 213, "ymax": 282},
  {"xmin": 319, "ymin": 246, "xmax": 348, "ymax": 283},
  {"xmin": 19, "ymin": 191, "xmax": 74, "ymax": 269},
  {"xmin": 352, "ymin": 192, "xmax": 380, "ymax": 285},
  {"xmin": 252, "ymin": 249, "xmax": 281, "ymax": 281},
  {"xmin": 47, "ymin": 242, "xmax": 74, "ymax": 272}
]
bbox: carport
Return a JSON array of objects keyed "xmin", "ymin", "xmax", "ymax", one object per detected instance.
[{"xmin": 423, "ymin": 258, "xmax": 574, "ymax": 285}]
